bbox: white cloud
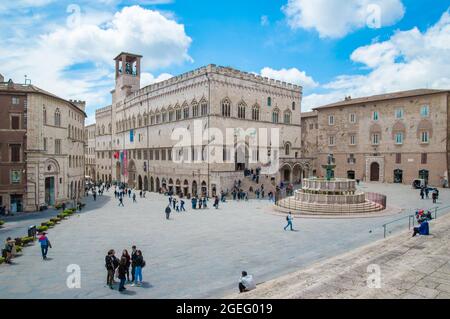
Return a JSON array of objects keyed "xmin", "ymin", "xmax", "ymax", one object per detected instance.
[
  {"xmin": 141, "ymin": 72, "xmax": 173, "ymax": 87},
  {"xmin": 260, "ymin": 67, "xmax": 318, "ymax": 89},
  {"xmin": 261, "ymin": 15, "xmax": 269, "ymax": 26},
  {"xmin": 0, "ymin": 5, "xmax": 192, "ymax": 119},
  {"xmin": 283, "ymin": 0, "xmax": 405, "ymax": 38},
  {"xmin": 301, "ymin": 9, "xmax": 450, "ymax": 111}
]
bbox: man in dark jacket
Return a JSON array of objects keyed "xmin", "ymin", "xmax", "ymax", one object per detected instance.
[
  {"xmin": 105, "ymin": 249, "xmax": 118, "ymax": 289},
  {"xmin": 165, "ymin": 205, "xmax": 171, "ymax": 220}
]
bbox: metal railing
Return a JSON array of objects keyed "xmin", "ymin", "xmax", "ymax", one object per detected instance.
[{"xmin": 381, "ymin": 205, "xmax": 450, "ymax": 238}]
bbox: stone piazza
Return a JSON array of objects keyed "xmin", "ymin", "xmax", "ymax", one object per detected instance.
[{"xmin": 1, "ymin": 0, "xmax": 450, "ymax": 305}]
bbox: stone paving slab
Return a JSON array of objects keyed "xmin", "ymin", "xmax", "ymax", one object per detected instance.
[{"xmin": 229, "ymin": 211, "xmax": 450, "ymax": 299}]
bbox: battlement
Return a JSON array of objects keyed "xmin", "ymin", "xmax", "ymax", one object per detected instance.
[
  {"xmin": 69, "ymin": 99, "xmax": 86, "ymax": 111},
  {"xmin": 133, "ymin": 64, "xmax": 302, "ymax": 99},
  {"xmin": 95, "ymin": 105, "xmax": 112, "ymax": 115}
]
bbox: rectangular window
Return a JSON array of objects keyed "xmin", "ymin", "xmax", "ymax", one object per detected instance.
[
  {"xmin": 350, "ymin": 134, "xmax": 356, "ymax": 145},
  {"xmin": 421, "ymin": 131, "xmax": 429, "ymax": 143},
  {"xmin": 421, "ymin": 153, "xmax": 427, "ymax": 164},
  {"xmin": 10, "ymin": 144, "xmax": 21, "ymax": 162},
  {"xmin": 168, "ymin": 148, "xmax": 172, "ymax": 161},
  {"xmin": 347, "ymin": 154, "xmax": 355, "ymax": 164},
  {"xmin": 373, "ymin": 111, "xmax": 379, "ymax": 121},
  {"xmin": 395, "ymin": 108, "xmax": 404, "ymax": 119},
  {"xmin": 43, "ymin": 138, "xmax": 47, "ymax": 151},
  {"xmin": 420, "ymin": 105, "xmax": 429, "ymax": 117},
  {"xmin": 143, "ymin": 150, "xmax": 148, "ymax": 160},
  {"xmin": 11, "ymin": 170, "xmax": 21, "ymax": 184},
  {"xmin": 309, "ymin": 123, "xmax": 314, "ymax": 130},
  {"xmin": 372, "ymin": 133, "xmax": 380, "ymax": 145},
  {"xmin": 137, "ymin": 150, "xmax": 142, "ymax": 160},
  {"xmin": 328, "ymin": 115, "xmax": 334, "ymax": 125},
  {"xmin": 328, "ymin": 135, "xmax": 335, "ymax": 146},
  {"xmin": 161, "ymin": 149, "xmax": 166, "ymax": 161},
  {"xmin": 55, "ymin": 139, "xmax": 61, "ymax": 154},
  {"xmin": 395, "ymin": 132, "xmax": 403, "ymax": 144},
  {"xmin": 395, "ymin": 153, "xmax": 401, "ymax": 164},
  {"xmin": 155, "ymin": 150, "xmax": 160, "ymax": 160},
  {"xmin": 11, "ymin": 115, "xmax": 20, "ymax": 129},
  {"xmin": 12, "ymin": 97, "xmax": 20, "ymax": 105},
  {"xmin": 149, "ymin": 150, "xmax": 153, "ymax": 160},
  {"xmin": 349, "ymin": 113, "xmax": 356, "ymax": 123}
]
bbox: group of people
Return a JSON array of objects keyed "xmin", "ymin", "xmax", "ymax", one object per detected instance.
[
  {"xmin": 419, "ymin": 186, "xmax": 439, "ymax": 203},
  {"xmin": 412, "ymin": 209, "xmax": 432, "ymax": 237},
  {"xmin": 105, "ymin": 246, "xmax": 146, "ymax": 292}
]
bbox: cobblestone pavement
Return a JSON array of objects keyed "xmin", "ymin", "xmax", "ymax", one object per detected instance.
[
  {"xmin": 230, "ymin": 210, "xmax": 450, "ymax": 299},
  {"xmin": 0, "ymin": 183, "xmax": 449, "ymax": 299}
]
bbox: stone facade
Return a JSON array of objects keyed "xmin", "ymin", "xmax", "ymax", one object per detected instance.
[
  {"xmin": 84, "ymin": 123, "xmax": 96, "ymax": 181},
  {"xmin": 93, "ymin": 52, "xmax": 311, "ymax": 196},
  {"xmin": 307, "ymin": 89, "xmax": 450, "ymax": 187},
  {"xmin": 0, "ymin": 77, "xmax": 86, "ymax": 212}
]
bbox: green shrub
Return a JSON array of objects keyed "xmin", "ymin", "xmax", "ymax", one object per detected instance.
[
  {"xmin": 47, "ymin": 221, "xmax": 55, "ymax": 227},
  {"xmin": 37, "ymin": 225, "xmax": 48, "ymax": 233},
  {"xmin": 57, "ymin": 213, "xmax": 66, "ymax": 219},
  {"xmin": 15, "ymin": 246, "xmax": 22, "ymax": 253},
  {"xmin": 50, "ymin": 218, "xmax": 60, "ymax": 223},
  {"xmin": 0, "ymin": 257, "xmax": 5, "ymax": 264},
  {"xmin": 0, "ymin": 220, "xmax": 4, "ymax": 226},
  {"xmin": 54, "ymin": 203, "xmax": 63, "ymax": 210},
  {"xmin": 21, "ymin": 236, "xmax": 34, "ymax": 245},
  {"xmin": 14, "ymin": 238, "xmax": 23, "ymax": 246}
]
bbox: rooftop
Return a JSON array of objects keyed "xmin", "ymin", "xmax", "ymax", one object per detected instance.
[{"xmin": 313, "ymin": 89, "xmax": 449, "ymax": 110}]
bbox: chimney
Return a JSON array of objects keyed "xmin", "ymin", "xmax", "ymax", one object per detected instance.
[{"xmin": 0, "ymin": 73, "xmax": 4, "ymax": 82}]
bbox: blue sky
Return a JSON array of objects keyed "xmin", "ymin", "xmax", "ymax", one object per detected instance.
[{"xmin": 1, "ymin": 0, "xmax": 449, "ymax": 123}]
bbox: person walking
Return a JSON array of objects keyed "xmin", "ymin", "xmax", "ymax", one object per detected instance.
[
  {"xmin": 425, "ymin": 187, "xmax": 430, "ymax": 199},
  {"xmin": 180, "ymin": 199, "xmax": 186, "ymax": 212},
  {"xmin": 131, "ymin": 250, "xmax": 145, "ymax": 286},
  {"xmin": 284, "ymin": 212, "xmax": 294, "ymax": 231},
  {"xmin": 214, "ymin": 196, "xmax": 219, "ymax": 209},
  {"xmin": 118, "ymin": 196, "xmax": 124, "ymax": 207},
  {"xmin": 38, "ymin": 232, "xmax": 52, "ymax": 260},
  {"xmin": 117, "ymin": 256, "xmax": 128, "ymax": 292},
  {"xmin": 165, "ymin": 205, "xmax": 171, "ymax": 220},
  {"xmin": 172, "ymin": 198, "xmax": 177, "ymax": 210},
  {"xmin": 432, "ymin": 190, "xmax": 437, "ymax": 204},
  {"xmin": 420, "ymin": 188, "xmax": 425, "ymax": 200},
  {"xmin": 3, "ymin": 237, "xmax": 14, "ymax": 264},
  {"xmin": 130, "ymin": 246, "xmax": 137, "ymax": 283},
  {"xmin": 93, "ymin": 191, "xmax": 97, "ymax": 201},
  {"xmin": 202, "ymin": 197, "xmax": 207, "ymax": 208},
  {"xmin": 128, "ymin": 189, "xmax": 131, "ymax": 198},
  {"xmin": 139, "ymin": 190, "xmax": 143, "ymax": 198},
  {"xmin": 122, "ymin": 249, "xmax": 131, "ymax": 282},
  {"xmin": 105, "ymin": 249, "xmax": 118, "ymax": 289},
  {"xmin": 132, "ymin": 193, "xmax": 137, "ymax": 203}
]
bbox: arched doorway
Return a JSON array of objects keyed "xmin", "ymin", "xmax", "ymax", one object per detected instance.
[
  {"xmin": 292, "ymin": 164, "xmax": 302, "ymax": 184},
  {"xmin": 138, "ymin": 175, "xmax": 143, "ymax": 190},
  {"xmin": 370, "ymin": 162, "xmax": 380, "ymax": 181},
  {"xmin": 201, "ymin": 181, "xmax": 207, "ymax": 196},
  {"xmin": 128, "ymin": 160, "xmax": 136, "ymax": 188},
  {"xmin": 175, "ymin": 179, "xmax": 181, "ymax": 195},
  {"xmin": 419, "ymin": 169, "xmax": 429, "ymax": 185},
  {"xmin": 161, "ymin": 178, "xmax": 167, "ymax": 192},
  {"xmin": 347, "ymin": 170, "xmax": 355, "ymax": 180},
  {"xmin": 155, "ymin": 177, "xmax": 160, "ymax": 192},
  {"xmin": 192, "ymin": 181, "xmax": 198, "ymax": 196},
  {"xmin": 394, "ymin": 169, "xmax": 403, "ymax": 183},
  {"xmin": 168, "ymin": 178, "xmax": 174, "ymax": 193},
  {"xmin": 235, "ymin": 143, "xmax": 249, "ymax": 171},
  {"xmin": 183, "ymin": 180, "xmax": 189, "ymax": 196},
  {"xmin": 144, "ymin": 176, "xmax": 149, "ymax": 191},
  {"xmin": 150, "ymin": 177, "xmax": 155, "ymax": 192},
  {"xmin": 279, "ymin": 164, "xmax": 292, "ymax": 183}
]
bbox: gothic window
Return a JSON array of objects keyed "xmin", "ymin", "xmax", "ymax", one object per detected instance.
[
  {"xmin": 272, "ymin": 109, "xmax": 279, "ymax": 123},
  {"xmin": 222, "ymin": 98, "xmax": 231, "ymax": 117},
  {"xmin": 284, "ymin": 110, "xmax": 291, "ymax": 124},
  {"xmin": 252, "ymin": 104, "xmax": 260, "ymax": 121},
  {"xmin": 237, "ymin": 102, "xmax": 246, "ymax": 119},
  {"xmin": 284, "ymin": 143, "xmax": 291, "ymax": 156},
  {"xmin": 43, "ymin": 107, "xmax": 47, "ymax": 125},
  {"xmin": 201, "ymin": 100, "xmax": 208, "ymax": 116},
  {"xmin": 54, "ymin": 108, "xmax": 61, "ymax": 127},
  {"xmin": 183, "ymin": 105, "xmax": 189, "ymax": 119},
  {"xmin": 192, "ymin": 102, "xmax": 199, "ymax": 117}
]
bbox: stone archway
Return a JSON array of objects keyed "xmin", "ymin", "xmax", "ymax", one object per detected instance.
[
  {"xmin": 155, "ymin": 177, "xmax": 160, "ymax": 192},
  {"xmin": 365, "ymin": 156, "xmax": 384, "ymax": 182},
  {"xmin": 150, "ymin": 177, "xmax": 155, "ymax": 192},
  {"xmin": 183, "ymin": 180, "xmax": 189, "ymax": 196},
  {"xmin": 144, "ymin": 176, "xmax": 149, "ymax": 191},
  {"xmin": 292, "ymin": 164, "xmax": 302, "ymax": 184},
  {"xmin": 192, "ymin": 181, "xmax": 198, "ymax": 196},
  {"xmin": 127, "ymin": 160, "xmax": 137, "ymax": 188},
  {"xmin": 138, "ymin": 175, "xmax": 143, "ymax": 190},
  {"xmin": 279, "ymin": 163, "xmax": 292, "ymax": 183}
]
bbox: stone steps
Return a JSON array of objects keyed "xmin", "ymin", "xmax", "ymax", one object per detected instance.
[{"xmin": 275, "ymin": 198, "xmax": 384, "ymax": 215}]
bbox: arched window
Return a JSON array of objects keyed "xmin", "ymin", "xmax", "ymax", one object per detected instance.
[
  {"xmin": 252, "ymin": 104, "xmax": 260, "ymax": 121},
  {"xmin": 54, "ymin": 108, "xmax": 61, "ymax": 126},
  {"xmin": 138, "ymin": 114, "xmax": 142, "ymax": 127},
  {"xmin": 201, "ymin": 99, "xmax": 208, "ymax": 116},
  {"xmin": 267, "ymin": 97, "xmax": 272, "ymax": 107},
  {"xmin": 183, "ymin": 105, "xmax": 190, "ymax": 119},
  {"xmin": 237, "ymin": 102, "xmax": 246, "ymax": 119},
  {"xmin": 192, "ymin": 102, "xmax": 199, "ymax": 117},
  {"xmin": 272, "ymin": 109, "xmax": 279, "ymax": 123},
  {"xmin": 43, "ymin": 107, "xmax": 47, "ymax": 125},
  {"xmin": 284, "ymin": 110, "xmax": 291, "ymax": 124},
  {"xmin": 132, "ymin": 116, "xmax": 136, "ymax": 128},
  {"xmin": 102, "ymin": 125, "xmax": 105, "ymax": 135},
  {"xmin": 221, "ymin": 98, "xmax": 231, "ymax": 117},
  {"xmin": 285, "ymin": 143, "xmax": 291, "ymax": 156},
  {"xmin": 143, "ymin": 112, "xmax": 148, "ymax": 126},
  {"xmin": 175, "ymin": 105, "xmax": 182, "ymax": 120},
  {"xmin": 292, "ymin": 101, "xmax": 296, "ymax": 110},
  {"xmin": 108, "ymin": 123, "xmax": 112, "ymax": 133}
]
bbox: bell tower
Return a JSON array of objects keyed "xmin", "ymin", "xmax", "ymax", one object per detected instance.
[{"xmin": 112, "ymin": 52, "xmax": 142, "ymax": 103}]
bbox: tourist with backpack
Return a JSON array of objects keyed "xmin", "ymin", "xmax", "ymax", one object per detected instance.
[{"xmin": 284, "ymin": 212, "xmax": 294, "ymax": 231}]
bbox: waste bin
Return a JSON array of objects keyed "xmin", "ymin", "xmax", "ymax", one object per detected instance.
[{"xmin": 28, "ymin": 225, "xmax": 37, "ymax": 238}]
